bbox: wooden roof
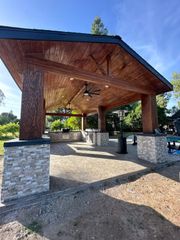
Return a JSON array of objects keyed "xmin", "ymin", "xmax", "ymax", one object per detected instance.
[{"xmin": 0, "ymin": 26, "xmax": 173, "ymax": 114}]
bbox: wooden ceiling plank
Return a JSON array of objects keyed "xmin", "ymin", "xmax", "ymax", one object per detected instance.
[
  {"xmin": 26, "ymin": 56, "xmax": 154, "ymax": 95},
  {"xmin": 89, "ymin": 54, "xmax": 106, "ymax": 75}
]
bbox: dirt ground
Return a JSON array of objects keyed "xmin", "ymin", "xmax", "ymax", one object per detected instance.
[{"xmin": 0, "ymin": 162, "xmax": 179, "ymax": 240}]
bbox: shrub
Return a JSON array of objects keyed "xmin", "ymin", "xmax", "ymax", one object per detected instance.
[
  {"xmin": 0, "ymin": 125, "xmax": 5, "ymax": 137},
  {"xmin": 0, "ymin": 122, "xmax": 19, "ymax": 138},
  {"xmin": 50, "ymin": 120, "xmax": 64, "ymax": 131},
  {"xmin": 64, "ymin": 111, "xmax": 81, "ymax": 130}
]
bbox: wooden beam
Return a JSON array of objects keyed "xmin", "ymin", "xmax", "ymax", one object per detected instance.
[
  {"xmin": 26, "ymin": 56, "xmax": 154, "ymax": 95},
  {"xmin": 87, "ymin": 112, "xmax": 97, "ymax": 116},
  {"xmin": 104, "ymin": 95, "xmax": 141, "ymax": 111},
  {"xmin": 46, "ymin": 112, "xmax": 83, "ymax": 117},
  {"xmin": 141, "ymin": 95, "xmax": 158, "ymax": 133},
  {"xmin": 89, "ymin": 54, "xmax": 106, "ymax": 75},
  {"xmin": 66, "ymin": 85, "xmax": 84, "ymax": 106},
  {"xmin": 0, "ymin": 41, "xmax": 23, "ymax": 90},
  {"xmin": 20, "ymin": 65, "xmax": 44, "ymax": 140},
  {"xmin": 106, "ymin": 54, "xmax": 112, "ymax": 76}
]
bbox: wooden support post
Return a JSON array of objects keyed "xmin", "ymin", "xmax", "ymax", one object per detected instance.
[
  {"xmin": 98, "ymin": 106, "xmax": 106, "ymax": 132},
  {"xmin": 20, "ymin": 65, "xmax": 44, "ymax": 140},
  {"xmin": 43, "ymin": 99, "xmax": 46, "ymax": 134},
  {"xmin": 81, "ymin": 114, "xmax": 87, "ymax": 131},
  {"xmin": 141, "ymin": 95, "xmax": 158, "ymax": 133}
]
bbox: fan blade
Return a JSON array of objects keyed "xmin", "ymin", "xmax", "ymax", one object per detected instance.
[
  {"xmin": 88, "ymin": 87, "xmax": 93, "ymax": 92},
  {"xmin": 91, "ymin": 89, "xmax": 101, "ymax": 92},
  {"xmin": 90, "ymin": 92, "xmax": 100, "ymax": 95}
]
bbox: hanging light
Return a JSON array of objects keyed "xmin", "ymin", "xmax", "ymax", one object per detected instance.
[{"xmin": 66, "ymin": 103, "xmax": 71, "ymax": 112}]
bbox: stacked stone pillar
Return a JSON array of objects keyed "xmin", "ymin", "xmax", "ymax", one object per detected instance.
[
  {"xmin": 1, "ymin": 65, "xmax": 50, "ymax": 202},
  {"xmin": 97, "ymin": 106, "xmax": 109, "ymax": 146},
  {"xmin": 137, "ymin": 95, "xmax": 167, "ymax": 163}
]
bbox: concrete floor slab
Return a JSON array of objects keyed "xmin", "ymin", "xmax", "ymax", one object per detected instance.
[
  {"xmin": 49, "ymin": 140, "xmax": 153, "ymax": 191},
  {"xmin": 0, "ymin": 140, "xmax": 154, "ymax": 193}
]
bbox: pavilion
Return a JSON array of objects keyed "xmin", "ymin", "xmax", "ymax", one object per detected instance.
[{"xmin": 0, "ymin": 26, "xmax": 173, "ymax": 202}]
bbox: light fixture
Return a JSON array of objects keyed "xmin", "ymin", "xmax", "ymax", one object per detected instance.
[
  {"xmin": 83, "ymin": 83, "xmax": 100, "ymax": 97},
  {"xmin": 66, "ymin": 103, "xmax": 71, "ymax": 111},
  {"xmin": 83, "ymin": 89, "xmax": 89, "ymax": 96}
]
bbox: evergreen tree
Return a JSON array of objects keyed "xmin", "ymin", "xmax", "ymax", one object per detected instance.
[
  {"xmin": 91, "ymin": 16, "xmax": 108, "ymax": 35},
  {"xmin": 171, "ymin": 72, "xmax": 180, "ymax": 108}
]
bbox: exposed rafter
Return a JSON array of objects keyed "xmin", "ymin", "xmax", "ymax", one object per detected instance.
[
  {"xmin": 89, "ymin": 54, "xmax": 106, "ymax": 75},
  {"xmin": 26, "ymin": 56, "xmax": 155, "ymax": 95}
]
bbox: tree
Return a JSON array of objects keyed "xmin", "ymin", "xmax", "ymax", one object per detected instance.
[
  {"xmin": 156, "ymin": 93, "xmax": 171, "ymax": 126},
  {"xmin": 50, "ymin": 120, "xmax": 64, "ymax": 131},
  {"xmin": 65, "ymin": 111, "xmax": 81, "ymax": 130},
  {"xmin": 0, "ymin": 111, "xmax": 18, "ymax": 125},
  {"xmin": 124, "ymin": 103, "xmax": 142, "ymax": 131},
  {"xmin": 91, "ymin": 16, "xmax": 108, "ymax": 35},
  {"xmin": 123, "ymin": 94, "xmax": 171, "ymax": 131},
  {"xmin": 171, "ymin": 72, "xmax": 180, "ymax": 108},
  {"xmin": 0, "ymin": 89, "xmax": 5, "ymax": 106},
  {"xmin": 0, "ymin": 122, "xmax": 19, "ymax": 138},
  {"xmin": 87, "ymin": 115, "xmax": 98, "ymax": 129}
]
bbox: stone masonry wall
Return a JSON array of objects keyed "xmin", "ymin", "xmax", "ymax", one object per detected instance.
[
  {"xmin": 96, "ymin": 132, "xmax": 109, "ymax": 146},
  {"xmin": 1, "ymin": 143, "xmax": 50, "ymax": 202},
  {"xmin": 137, "ymin": 135, "xmax": 179, "ymax": 163},
  {"xmin": 49, "ymin": 131, "xmax": 82, "ymax": 143}
]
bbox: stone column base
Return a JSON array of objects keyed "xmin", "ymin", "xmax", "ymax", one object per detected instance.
[
  {"xmin": 137, "ymin": 134, "xmax": 167, "ymax": 163},
  {"xmin": 1, "ymin": 138, "xmax": 50, "ymax": 202},
  {"xmin": 96, "ymin": 132, "xmax": 109, "ymax": 146}
]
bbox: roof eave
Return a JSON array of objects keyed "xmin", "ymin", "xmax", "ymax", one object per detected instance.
[{"xmin": 0, "ymin": 25, "xmax": 173, "ymax": 92}]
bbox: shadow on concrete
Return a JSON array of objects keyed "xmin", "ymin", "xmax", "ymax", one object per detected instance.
[{"xmin": 50, "ymin": 141, "xmax": 180, "ymax": 184}]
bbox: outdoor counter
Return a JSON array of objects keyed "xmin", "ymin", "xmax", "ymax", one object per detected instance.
[{"xmin": 48, "ymin": 131, "xmax": 82, "ymax": 142}]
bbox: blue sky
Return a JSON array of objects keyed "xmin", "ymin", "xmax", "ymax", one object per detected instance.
[{"xmin": 0, "ymin": 0, "xmax": 179, "ymax": 117}]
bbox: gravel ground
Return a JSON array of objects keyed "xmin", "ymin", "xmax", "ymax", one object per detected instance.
[{"xmin": 0, "ymin": 162, "xmax": 179, "ymax": 240}]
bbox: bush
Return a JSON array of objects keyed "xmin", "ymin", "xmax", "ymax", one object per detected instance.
[
  {"xmin": 50, "ymin": 120, "xmax": 64, "ymax": 131},
  {"xmin": 0, "ymin": 125, "xmax": 5, "ymax": 137},
  {"xmin": 0, "ymin": 122, "xmax": 19, "ymax": 138}
]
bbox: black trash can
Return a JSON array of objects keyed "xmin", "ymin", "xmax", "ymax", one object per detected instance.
[{"xmin": 117, "ymin": 136, "xmax": 128, "ymax": 154}]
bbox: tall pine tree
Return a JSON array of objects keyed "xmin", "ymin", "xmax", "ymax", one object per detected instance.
[{"xmin": 91, "ymin": 16, "xmax": 108, "ymax": 35}]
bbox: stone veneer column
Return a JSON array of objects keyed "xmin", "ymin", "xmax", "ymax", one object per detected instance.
[
  {"xmin": 137, "ymin": 134, "xmax": 168, "ymax": 163},
  {"xmin": 96, "ymin": 132, "xmax": 109, "ymax": 146},
  {"xmin": 1, "ymin": 138, "xmax": 50, "ymax": 202}
]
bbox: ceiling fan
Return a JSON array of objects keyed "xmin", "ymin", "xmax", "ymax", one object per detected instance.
[{"xmin": 83, "ymin": 83, "xmax": 101, "ymax": 98}]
